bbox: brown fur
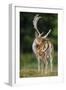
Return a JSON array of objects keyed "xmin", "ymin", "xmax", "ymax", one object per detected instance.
[{"xmin": 35, "ymin": 37, "xmax": 53, "ymax": 62}]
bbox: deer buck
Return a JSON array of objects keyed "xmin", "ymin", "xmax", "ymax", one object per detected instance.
[{"xmin": 32, "ymin": 14, "xmax": 54, "ymax": 74}]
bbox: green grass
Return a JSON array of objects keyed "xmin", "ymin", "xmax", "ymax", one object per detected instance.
[{"xmin": 20, "ymin": 52, "xmax": 58, "ymax": 78}]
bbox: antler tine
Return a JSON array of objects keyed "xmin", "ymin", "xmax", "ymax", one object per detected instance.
[
  {"xmin": 33, "ymin": 14, "xmax": 41, "ymax": 35},
  {"xmin": 39, "ymin": 32, "xmax": 44, "ymax": 37},
  {"xmin": 42, "ymin": 29, "xmax": 51, "ymax": 38}
]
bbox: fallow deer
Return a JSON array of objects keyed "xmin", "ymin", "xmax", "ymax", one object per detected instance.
[{"xmin": 32, "ymin": 14, "xmax": 54, "ymax": 74}]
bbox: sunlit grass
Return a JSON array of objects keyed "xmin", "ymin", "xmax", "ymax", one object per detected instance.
[{"xmin": 20, "ymin": 67, "xmax": 58, "ymax": 77}]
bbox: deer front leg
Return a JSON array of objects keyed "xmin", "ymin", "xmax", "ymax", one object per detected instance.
[
  {"xmin": 45, "ymin": 60, "xmax": 48, "ymax": 74},
  {"xmin": 37, "ymin": 57, "xmax": 40, "ymax": 72},
  {"xmin": 50, "ymin": 55, "xmax": 53, "ymax": 72}
]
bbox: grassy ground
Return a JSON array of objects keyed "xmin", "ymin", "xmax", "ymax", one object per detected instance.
[
  {"xmin": 20, "ymin": 68, "xmax": 58, "ymax": 77},
  {"xmin": 20, "ymin": 53, "xmax": 58, "ymax": 78}
]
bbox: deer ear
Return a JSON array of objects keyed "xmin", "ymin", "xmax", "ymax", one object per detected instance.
[{"xmin": 35, "ymin": 31, "xmax": 38, "ymax": 38}]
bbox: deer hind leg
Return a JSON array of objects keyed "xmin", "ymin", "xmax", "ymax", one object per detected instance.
[
  {"xmin": 37, "ymin": 57, "xmax": 40, "ymax": 72},
  {"xmin": 41, "ymin": 61, "xmax": 44, "ymax": 74}
]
